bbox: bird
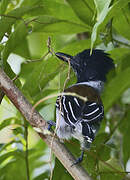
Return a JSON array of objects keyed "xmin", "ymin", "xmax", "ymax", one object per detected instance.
[{"xmin": 47, "ymin": 49, "xmax": 115, "ymax": 165}]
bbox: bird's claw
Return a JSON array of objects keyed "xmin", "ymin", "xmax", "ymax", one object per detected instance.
[
  {"xmin": 71, "ymin": 151, "xmax": 84, "ymax": 167},
  {"xmin": 47, "ymin": 120, "xmax": 56, "ymax": 131}
]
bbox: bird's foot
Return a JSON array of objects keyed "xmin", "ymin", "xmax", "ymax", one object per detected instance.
[
  {"xmin": 71, "ymin": 151, "xmax": 84, "ymax": 166},
  {"xmin": 47, "ymin": 120, "xmax": 56, "ymax": 131}
]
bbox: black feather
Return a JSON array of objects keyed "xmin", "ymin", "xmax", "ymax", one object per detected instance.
[
  {"xmin": 72, "ymin": 49, "xmax": 115, "ymax": 82},
  {"xmin": 56, "ymin": 49, "xmax": 115, "ymax": 83}
]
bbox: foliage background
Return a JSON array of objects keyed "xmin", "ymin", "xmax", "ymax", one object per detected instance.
[{"xmin": 0, "ymin": 0, "xmax": 130, "ymax": 179}]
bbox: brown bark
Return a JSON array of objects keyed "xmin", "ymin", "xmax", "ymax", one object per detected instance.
[{"xmin": 0, "ymin": 68, "xmax": 92, "ymax": 180}]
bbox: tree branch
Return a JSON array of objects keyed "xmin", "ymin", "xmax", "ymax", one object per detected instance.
[{"xmin": 0, "ymin": 68, "xmax": 92, "ymax": 180}]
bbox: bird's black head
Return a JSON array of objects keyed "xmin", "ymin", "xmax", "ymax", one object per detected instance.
[{"xmin": 56, "ymin": 49, "xmax": 115, "ymax": 83}]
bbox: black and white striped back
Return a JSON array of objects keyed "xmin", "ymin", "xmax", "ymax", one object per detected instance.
[{"xmin": 55, "ymin": 83, "xmax": 104, "ymax": 145}]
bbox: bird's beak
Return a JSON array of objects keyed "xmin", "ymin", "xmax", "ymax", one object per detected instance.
[{"xmin": 55, "ymin": 52, "xmax": 73, "ymax": 63}]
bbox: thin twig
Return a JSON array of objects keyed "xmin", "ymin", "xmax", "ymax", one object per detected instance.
[
  {"xmin": 31, "ymin": 92, "xmax": 87, "ymax": 118},
  {"xmin": 63, "ymin": 58, "xmax": 71, "ymax": 91},
  {"xmin": 0, "ymin": 14, "xmax": 27, "ymax": 27},
  {"xmin": 24, "ymin": 37, "xmax": 55, "ymax": 64},
  {"xmin": 0, "ymin": 14, "xmax": 23, "ymax": 20},
  {"xmin": 25, "ymin": 18, "xmax": 38, "ymax": 26},
  {"xmin": 24, "ymin": 120, "xmax": 30, "ymax": 180},
  {"xmin": 12, "ymin": 75, "xmax": 19, "ymax": 82},
  {"xmin": 24, "ymin": 52, "xmax": 50, "ymax": 63}
]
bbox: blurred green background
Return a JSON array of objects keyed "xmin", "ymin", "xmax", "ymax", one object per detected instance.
[{"xmin": 0, "ymin": 0, "xmax": 130, "ymax": 179}]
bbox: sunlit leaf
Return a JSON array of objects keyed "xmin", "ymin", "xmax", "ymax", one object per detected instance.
[
  {"xmin": 94, "ymin": 0, "xmax": 111, "ymax": 19},
  {"xmin": 26, "ymin": 0, "xmax": 82, "ymax": 23},
  {"xmin": 66, "ymin": 0, "xmax": 94, "ymax": 25},
  {"xmin": 32, "ymin": 16, "xmax": 90, "ymax": 34},
  {"xmin": 91, "ymin": 0, "xmax": 111, "ymax": 50}
]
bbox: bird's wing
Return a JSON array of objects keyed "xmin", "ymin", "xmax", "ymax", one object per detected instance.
[
  {"xmin": 56, "ymin": 95, "xmax": 104, "ymax": 126},
  {"xmin": 56, "ymin": 95, "xmax": 104, "ymax": 142},
  {"xmin": 56, "ymin": 95, "xmax": 82, "ymax": 126},
  {"xmin": 81, "ymin": 101, "xmax": 104, "ymax": 124}
]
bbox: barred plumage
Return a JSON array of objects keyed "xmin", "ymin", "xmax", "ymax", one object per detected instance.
[
  {"xmin": 56, "ymin": 83, "xmax": 104, "ymax": 145},
  {"xmin": 47, "ymin": 49, "xmax": 114, "ymax": 165}
]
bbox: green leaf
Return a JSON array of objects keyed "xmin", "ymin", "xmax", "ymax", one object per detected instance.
[
  {"xmin": 4, "ymin": 63, "xmax": 15, "ymax": 78},
  {"xmin": 104, "ymin": 0, "xmax": 130, "ymax": 24},
  {"xmin": 0, "ymin": 151, "xmax": 24, "ymax": 164},
  {"xmin": 32, "ymin": 16, "xmax": 90, "ymax": 34},
  {"xmin": 0, "ymin": 151, "xmax": 26, "ymax": 180},
  {"xmin": 27, "ymin": 0, "xmax": 82, "ymax": 23},
  {"xmin": 109, "ymin": 48, "xmax": 130, "ymax": 65},
  {"xmin": 91, "ymin": 0, "xmax": 130, "ymax": 49},
  {"xmin": 66, "ymin": 0, "xmax": 94, "ymax": 25},
  {"xmin": 52, "ymin": 158, "xmax": 73, "ymax": 180},
  {"xmin": 90, "ymin": 133, "xmax": 111, "ymax": 162},
  {"xmin": 103, "ymin": 67, "xmax": 130, "ymax": 112},
  {"xmin": 83, "ymin": 150, "xmax": 97, "ymax": 176},
  {"xmin": 13, "ymin": 39, "xmax": 30, "ymax": 59},
  {"xmin": 94, "ymin": 0, "xmax": 112, "ymax": 19},
  {"xmin": 0, "ymin": 0, "xmax": 10, "ymax": 14},
  {"xmin": 29, "ymin": 140, "xmax": 51, "ymax": 178},
  {"xmin": 0, "ymin": 97, "xmax": 17, "ymax": 121},
  {"xmin": 13, "ymin": 127, "xmax": 24, "ymax": 135},
  {"xmin": 20, "ymin": 56, "xmax": 60, "ymax": 100},
  {"xmin": 39, "ymin": 103, "xmax": 56, "ymax": 121},
  {"xmin": 0, "ymin": 5, "xmax": 43, "ymax": 41},
  {"xmin": 2, "ymin": 22, "xmax": 28, "ymax": 67},
  {"xmin": 33, "ymin": 172, "xmax": 49, "ymax": 180},
  {"xmin": 121, "ymin": 111, "xmax": 130, "ymax": 166},
  {"xmin": 91, "ymin": 0, "xmax": 111, "ymax": 50},
  {"xmin": 113, "ymin": 5, "xmax": 130, "ymax": 40},
  {"xmin": 57, "ymin": 37, "xmax": 101, "ymax": 56},
  {"xmin": 0, "ymin": 118, "xmax": 14, "ymax": 130},
  {"xmin": 0, "ymin": 44, "xmax": 4, "ymax": 52},
  {"xmin": 59, "ymin": 39, "xmax": 92, "ymax": 55},
  {"xmin": 99, "ymin": 158, "xmax": 125, "ymax": 180}
]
